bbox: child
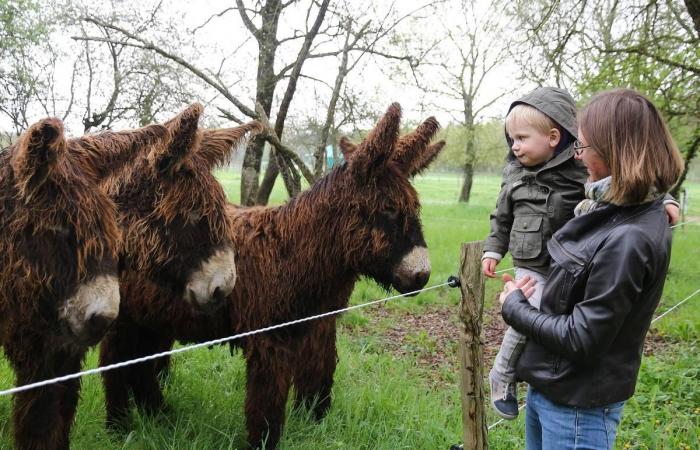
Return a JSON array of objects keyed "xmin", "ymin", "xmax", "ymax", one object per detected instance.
[
  {"xmin": 483, "ymin": 87, "xmax": 680, "ymax": 420},
  {"xmin": 483, "ymin": 86, "xmax": 589, "ymax": 420}
]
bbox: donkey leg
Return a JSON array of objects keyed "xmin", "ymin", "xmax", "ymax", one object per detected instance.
[
  {"xmin": 54, "ymin": 363, "xmax": 82, "ymax": 450},
  {"xmin": 129, "ymin": 331, "xmax": 174, "ymax": 416},
  {"xmin": 100, "ymin": 322, "xmax": 137, "ymax": 428},
  {"xmin": 292, "ymin": 317, "xmax": 338, "ymax": 420},
  {"xmin": 245, "ymin": 340, "xmax": 293, "ymax": 450},
  {"xmin": 8, "ymin": 346, "xmax": 82, "ymax": 450}
]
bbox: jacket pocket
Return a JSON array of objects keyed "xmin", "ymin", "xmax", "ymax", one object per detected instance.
[{"xmin": 510, "ymin": 214, "xmax": 544, "ymax": 260}]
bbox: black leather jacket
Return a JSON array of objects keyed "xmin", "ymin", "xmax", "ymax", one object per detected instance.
[{"xmin": 502, "ymin": 197, "xmax": 673, "ymax": 408}]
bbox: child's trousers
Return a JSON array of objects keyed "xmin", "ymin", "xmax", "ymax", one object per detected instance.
[{"xmin": 492, "ymin": 267, "xmax": 547, "ymax": 383}]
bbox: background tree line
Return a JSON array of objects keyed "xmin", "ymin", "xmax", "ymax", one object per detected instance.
[{"xmin": 1, "ymin": 0, "xmax": 698, "ymax": 203}]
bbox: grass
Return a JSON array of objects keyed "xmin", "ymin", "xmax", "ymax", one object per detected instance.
[{"xmin": 0, "ymin": 172, "xmax": 698, "ymax": 449}]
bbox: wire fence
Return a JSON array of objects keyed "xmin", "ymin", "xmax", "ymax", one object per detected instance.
[
  {"xmin": 0, "ymin": 281, "xmax": 455, "ymax": 397},
  {"xmin": 485, "ymin": 286, "xmax": 700, "ymax": 431}
]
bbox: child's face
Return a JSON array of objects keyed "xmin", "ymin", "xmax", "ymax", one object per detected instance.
[{"xmin": 507, "ymin": 124, "xmax": 558, "ymax": 167}]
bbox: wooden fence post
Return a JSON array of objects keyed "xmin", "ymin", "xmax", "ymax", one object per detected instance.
[{"xmin": 458, "ymin": 241, "xmax": 488, "ymax": 449}]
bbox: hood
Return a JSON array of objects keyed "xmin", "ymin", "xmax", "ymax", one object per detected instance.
[{"xmin": 505, "ymin": 86, "xmax": 578, "ymax": 163}]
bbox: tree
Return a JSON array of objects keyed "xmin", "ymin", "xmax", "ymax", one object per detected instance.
[
  {"xmin": 417, "ymin": 0, "xmax": 516, "ymax": 202},
  {"xmin": 507, "ymin": 0, "xmax": 699, "ymax": 194},
  {"xmin": 0, "ymin": 0, "xmax": 48, "ymax": 138}
]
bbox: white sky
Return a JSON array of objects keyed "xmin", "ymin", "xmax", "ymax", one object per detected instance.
[{"xmin": 2, "ymin": 0, "xmax": 530, "ymax": 135}]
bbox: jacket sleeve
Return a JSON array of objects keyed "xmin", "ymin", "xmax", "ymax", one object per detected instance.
[
  {"xmin": 484, "ymin": 167, "xmax": 513, "ymax": 256},
  {"xmin": 501, "ymin": 231, "xmax": 651, "ymax": 365}
]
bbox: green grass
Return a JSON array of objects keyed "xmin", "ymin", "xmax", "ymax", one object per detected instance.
[{"xmin": 0, "ymin": 172, "xmax": 698, "ymax": 449}]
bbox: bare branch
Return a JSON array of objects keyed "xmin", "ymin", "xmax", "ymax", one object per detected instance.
[
  {"xmin": 78, "ymin": 16, "xmax": 258, "ymax": 119},
  {"xmin": 255, "ymin": 102, "xmax": 315, "ymax": 184}
]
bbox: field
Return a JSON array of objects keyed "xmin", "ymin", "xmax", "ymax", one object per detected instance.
[{"xmin": 0, "ymin": 172, "xmax": 698, "ymax": 449}]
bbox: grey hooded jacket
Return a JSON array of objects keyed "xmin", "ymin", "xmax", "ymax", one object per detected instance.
[{"xmin": 483, "ymin": 87, "xmax": 588, "ymax": 274}]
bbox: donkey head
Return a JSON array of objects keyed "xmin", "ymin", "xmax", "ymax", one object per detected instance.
[
  {"xmin": 4, "ymin": 118, "xmax": 166, "ymax": 346},
  {"xmin": 339, "ymin": 103, "xmax": 445, "ymax": 294},
  {"xmin": 114, "ymin": 103, "xmax": 261, "ymax": 307}
]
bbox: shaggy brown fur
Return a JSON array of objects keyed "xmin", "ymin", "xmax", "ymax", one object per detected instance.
[
  {"xmin": 0, "ymin": 117, "xmax": 168, "ymax": 450},
  {"xmin": 99, "ymin": 107, "xmax": 262, "ymax": 424},
  {"xmin": 100, "ymin": 103, "xmax": 445, "ymax": 449},
  {"xmin": 107, "ymin": 105, "xmax": 261, "ymax": 296}
]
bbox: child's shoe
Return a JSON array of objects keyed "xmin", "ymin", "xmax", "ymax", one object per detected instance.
[{"xmin": 489, "ymin": 368, "xmax": 518, "ymax": 420}]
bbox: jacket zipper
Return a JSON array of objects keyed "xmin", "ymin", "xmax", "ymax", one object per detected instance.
[{"xmin": 552, "ymin": 237, "xmax": 585, "ymax": 267}]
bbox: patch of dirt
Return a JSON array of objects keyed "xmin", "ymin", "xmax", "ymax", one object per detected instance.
[
  {"xmin": 643, "ymin": 328, "xmax": 677, "ymax": 356},
  {"xmin": 351, "ymin": 302, "xmax": 676, "ymax": 375},
  {"xmin": 352, "ymin": 301, "xmax": 508, "ymax": 372}
]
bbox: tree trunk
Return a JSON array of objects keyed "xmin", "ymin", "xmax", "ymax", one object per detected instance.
[
  {"xmin": 670, "ymin": 132, "xmax": 699, "ymax": 199},
  {"xmin": 256, "ymin": 157, "xmax": 279, "ymax": 204},
  {"xmin": 459, "ymin": 116, "xmax": 476, "ymax": 203},
  {"xmin": 239, "ymin": 0, "xmax": 281, "ymax": 205},
  {"xmin": 684, "ymin": 0, "xmax": 700, "ymax": 37},
  {"xmin": 241, "ymin": 136, "xmax": 266, "ymax": 205},
  {"xmin": 459, "ymin": 163, "xmax": 475, "ymax": 203},
  {"xmin": 255, "ymin": 0, "xmax": 331, "ymax": 203}
]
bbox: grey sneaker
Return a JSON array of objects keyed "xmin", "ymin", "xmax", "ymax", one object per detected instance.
[{"xmin": 489, "ymin": 369, "xmax": 518, "ymax": 420}]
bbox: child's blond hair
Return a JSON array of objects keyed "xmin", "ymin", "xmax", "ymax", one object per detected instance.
[{"xmin": 505, "ymin": 104, "xmax": 558, "ymax": 136}]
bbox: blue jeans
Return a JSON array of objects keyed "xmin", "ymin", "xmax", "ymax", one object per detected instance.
[{"xmin": 525, "ymin": 388, "xmax": 625, "ymax": 450}]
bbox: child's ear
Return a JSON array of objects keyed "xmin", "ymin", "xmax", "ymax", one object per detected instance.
[{"xmin": 549, "ymin": 128, "xmax": 561, "ymax": 148}]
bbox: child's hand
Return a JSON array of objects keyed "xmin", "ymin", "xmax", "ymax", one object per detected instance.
[
  {"xmin": 664, "ymin": 203, "xmax": 680, "ymax": 225},
  {"xmin": 482, "ymin": 258, "xmax": 498, "ymax": 278}
]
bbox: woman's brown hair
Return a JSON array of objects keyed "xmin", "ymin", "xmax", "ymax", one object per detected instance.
[{"xmin": 578, "ymin": 88, "xmax": 683, "ymax": 205}]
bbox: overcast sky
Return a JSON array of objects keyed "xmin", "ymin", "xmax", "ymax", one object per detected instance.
[{"xmin": 3, "ymin": 0, "xmax": 530, "ymax": 135}]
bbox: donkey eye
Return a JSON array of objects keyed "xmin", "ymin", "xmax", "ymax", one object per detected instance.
[
  {"xmin": 382, "ymin": 207, "xmax": 400, "ymax": 221},
  {"xmin": 187, "ymin": 211, "xmax": 202, "ymax": 223}
]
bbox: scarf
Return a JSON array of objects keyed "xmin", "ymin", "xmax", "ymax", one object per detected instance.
[{"xmin": 574, "ymin": 176, "xmax": 663, "ymax": 216}]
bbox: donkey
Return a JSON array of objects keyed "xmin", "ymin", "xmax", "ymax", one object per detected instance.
[
  {"xmin": 100, "ymin": 103, "xmax": 445, "ymax": 449},
  {"xmin": 0, "ymin": 117, "xmax": 168, "ymax": 450},
  {"xmin": 99, "ymin": 105, "xmax": 262, "ymax": 425}
]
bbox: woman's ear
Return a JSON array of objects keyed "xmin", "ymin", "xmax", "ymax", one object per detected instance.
[{"xmin": 549, "ymin": 128, "xmax": 561, "ymax": 149}]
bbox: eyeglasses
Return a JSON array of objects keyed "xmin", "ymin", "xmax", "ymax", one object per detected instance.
[{"xmin": 573, "ymin": 140, "xmax": 591, "ymax": 156}]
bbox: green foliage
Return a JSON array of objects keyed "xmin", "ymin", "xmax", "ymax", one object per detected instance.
[
  {"xmin": 0, "ymin": 0, "xmax": 46, "ymax": 56},
  {"xmin": 431, "ymin": 121, "xmax": 508, "ymax": 173}
]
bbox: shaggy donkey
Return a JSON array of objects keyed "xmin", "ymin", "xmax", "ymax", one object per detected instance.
[
  {"xmin": 99, "ymin": 105, "xmax": 261, "ymax": 425},
  {"xmin": 106, "ymin": 103, "xmax": 260, "ymax": 307},
  {"xmin": 0, "ymin": 117, "xmax": 167, "ymax": 450},
  {"xmin": 100, "ymin": 103, "xmax": 444, "ymax": 449}
]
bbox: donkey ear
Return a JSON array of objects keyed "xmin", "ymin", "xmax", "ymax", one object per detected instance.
[
  {"xmin": 77, "ymin": 123, "xmax": 170, "ymax": 181},
  {"xmin": 199, "ymin": 121, "xmax": 263, "ymax": 168},
  {"xmin": 393, "ymin": 116, "xmax": 441, "ymax": 176},
  {"xmin": 151, "ymin": 103, "xmax": 204, "ymax": 176},
  {"xmin": 338, "ymin": 136, "xmax": 357, "ymax": 160},
  {"xmin": 349, "ymin": 103, "xmax": 402, "ymax": 177},
  {"xmin": 408, "ymin": 140, "xmax": 446, "ymax": 177},
  {"xmin": 12, "ymin": 118, "xmax": 66, "ymax": 201}
]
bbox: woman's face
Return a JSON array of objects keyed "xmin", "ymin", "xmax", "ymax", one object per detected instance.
[{"xmin": 576, "ymin": 128, "xmax": 611, "ymax": 182}]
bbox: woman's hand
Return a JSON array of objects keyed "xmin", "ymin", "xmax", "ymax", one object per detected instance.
[{"xmin": 499, "ymin": 273, "xmax": 537, "ymax": 306}]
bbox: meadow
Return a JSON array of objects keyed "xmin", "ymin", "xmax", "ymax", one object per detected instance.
[{"xmin": 0, "ymin": 172, "xmax": 698, "ymax": 449}]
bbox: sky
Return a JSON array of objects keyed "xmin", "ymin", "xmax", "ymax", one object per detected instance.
[{"xmin": 2, "ymin": 0, "xmax": 530, "ymax": 136}]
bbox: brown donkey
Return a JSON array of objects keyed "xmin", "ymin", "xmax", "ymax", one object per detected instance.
[
  {"xmin": 0, "ymin": 117, "xmax": 168, "ymax": 450},
  {"xmin": 100, "ymin": 103, "xmax": 445, "ymax": 449},
  {"xmin": 99, "ymin": 104, "xmax": 261, "ymax": 426}
]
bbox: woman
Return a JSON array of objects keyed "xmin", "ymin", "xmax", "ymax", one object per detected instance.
[{"xmin": 498, "ymin": 88, "xmax": 684, "ymax": 450}]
